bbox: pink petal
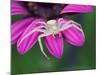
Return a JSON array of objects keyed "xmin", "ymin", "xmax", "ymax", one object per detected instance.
[
  {"xmin": 63, "ymin": 27, "xmax": 85, "ymax": 46},
  {"xmin": 17, "ymin": 19, "xmax": 46, "ymax": 54},
  {"xmin": 61, "ymin": 4, "xmax": 93, "ymax": 14},
  {"xmin": 11, "ymin": 1, "xmax": 28, "ymax": 15},
  {"xmin": 11, "ymin": 17, "xmax": 34, "ymax": 44},
  {"xmin": 44, "ymin": 34, "xmax": 64, "ymax": 59}
]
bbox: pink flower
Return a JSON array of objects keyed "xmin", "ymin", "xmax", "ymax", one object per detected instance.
[{"xmin": 12, "ymin": 1, "xmax": 93, "ymax": 59}]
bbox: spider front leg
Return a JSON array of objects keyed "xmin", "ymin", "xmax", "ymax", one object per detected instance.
[
  {"xmin": 60, "ymin": 20, "xmax": 82, "ymax": 29},
  {"xmin": 66, "ymin": 20, "xmax": 82, "ymax": 27},
  {"xmin": 18, "ymin": 26, "xmax": 46, "ymax": 47},
  {"xmin": 60, "ymin": 24, "xmax": 85, "ymax": 37},
  {"xmin": 61, "ymin": 23, "xmax": 82, "ymax": 31},
  {"xmin": 38, "ymin": 32, "xmax": 52, "ymax": 60},
  {"xmin": 70, "ymin": 24, "xmax": 85, "ymax": 37}
]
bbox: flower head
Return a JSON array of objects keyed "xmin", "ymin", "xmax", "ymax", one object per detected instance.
[{"xmin": 12, "ymin": 1, "xmax": 93, "ymax": 59}]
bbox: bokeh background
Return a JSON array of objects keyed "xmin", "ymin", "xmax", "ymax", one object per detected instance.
[{"xmin": 11, "ymin": 2, "xmax": 96, "ymax": 74}]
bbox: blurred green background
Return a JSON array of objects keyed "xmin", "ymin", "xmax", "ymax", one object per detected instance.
[{"xmin": 11, "ymin": 5, "xmax": 96, "ymax": 74}]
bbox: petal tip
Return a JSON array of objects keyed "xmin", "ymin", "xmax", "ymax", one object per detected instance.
[
  {"xmin": 55, "ymin": 54, "xmax": 63, "ymax": 59},
  {"xmin": 75, "ymin": 38, "xmax": 85, "ymax": 47},
  {"xmin": 44, "ymin": 35, "xmax": 64, "ymax": 59},
  {"xmin": 17, "ymin": 46, "xmax": 25, "ymax": 55}
]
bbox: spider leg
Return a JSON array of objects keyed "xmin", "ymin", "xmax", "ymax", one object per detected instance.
[
  {"xmin": 18, "ymin": 26, "xmax": 46, "ymax": 47},
  {"xmin": 38, "ymin": 33, "xmax": 52, "ymax": 60},
  {"xmin": 60, "ymin": 23, "xmax": 82, "ymax": 31},
  {"xmin": 72, "ymin": 24, "xmax": 85, "ymax": 38},
  {"xmin": 67, "ymin": 20, "xmax": 82, "ymax": 28},
  {"xmin": 60, "ymin": 24, "xmax": 85, "ymax": 37},
  {"xmin": 60, "ymin": 20, "xmax": 82, "ymax": 29}
]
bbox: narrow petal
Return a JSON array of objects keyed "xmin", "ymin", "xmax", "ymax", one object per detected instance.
[
  {"xmin": 44, "ymin": 34, "xmax": 63, "ymax": 59},
  {"xmin": 63, "ymin": 26, "xmax": 85, "ymax": 46},
  {"xmin": 11, "ymin": 17, "xmax": 34, "ymax": 44},
  {"xmin": 17, "ymin": 19, "xmax": 46, "ymax": 54},
  {"xmin": 11, "ymin": 1, "xmax": 28, "ymax": 15},
  {"xmin": 61, "ymin": 4, "xmax": 93, "ymax": 14}
]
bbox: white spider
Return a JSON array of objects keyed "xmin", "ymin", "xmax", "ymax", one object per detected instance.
[{"xmin": 18, "ymin": 18, "xmax": 84, "ymax": 59}]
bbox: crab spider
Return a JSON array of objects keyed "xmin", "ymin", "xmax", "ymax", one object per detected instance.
[{"xmin": 18, "ymin": 19, "xmax": 84, "ymax": 59}]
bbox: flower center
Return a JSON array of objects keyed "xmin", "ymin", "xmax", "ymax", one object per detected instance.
[
  {"xmin": 47, "ymin": 20, "xmax": 60, "ymax": 35},
  {"xmin": 25, "ymin": 2, "xmax": 65, "ymax": 19}
]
